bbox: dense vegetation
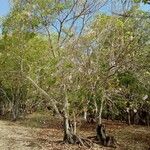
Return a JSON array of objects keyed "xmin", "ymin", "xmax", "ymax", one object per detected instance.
[{"xmin": 0, "ymin": 0, "xmax": 149, "ymax": 148}]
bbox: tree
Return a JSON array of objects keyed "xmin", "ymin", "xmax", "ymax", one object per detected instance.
[
  {"xmin": 76, "ymin": 8, "xmax": 150, "ymax": 143},
  {"xmin": 1, "ymin": 0, "xmax": 109, "ymax": 145}
]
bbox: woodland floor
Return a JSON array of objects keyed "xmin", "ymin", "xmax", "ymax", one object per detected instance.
[{"xmin": 0, "ymin": 112, "xmax": 150, "ymax": 150}]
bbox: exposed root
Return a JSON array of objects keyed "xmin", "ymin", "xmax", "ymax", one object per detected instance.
[
  {"xmin": 96, "ymin": 124, "xmax": 117, "ymax": 148},
  {"xmin": 80, "ymin": 136, "xmax": 93, "ymax": 147},
  {"xmin": 63, "ymin": 133, "xmax": 93, "ymax": 148},
  {"xmin": 63, "ymin": 124, "xmax": 118, "ymax": 148}
]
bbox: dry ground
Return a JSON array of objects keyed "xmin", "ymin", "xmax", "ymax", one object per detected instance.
[
  {"xmin": 0, "ymin": 113, "xmax": 150, "ymax": 150},
  {"xmin": 0, "ymin": 120, "xmax": 42, "ymax": 150}
]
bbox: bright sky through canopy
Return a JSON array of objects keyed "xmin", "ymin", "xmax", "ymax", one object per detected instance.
[
  {"xmin": 0, "ymin": 0, "xmax": 10, "ymax": 16},
  {"xmin": 0, "ymin": 0, "xmax": 149, "ymax": 34},
  {"xmin": 0, "ymin": 0, "xmax": 149, "ymax": 17}
]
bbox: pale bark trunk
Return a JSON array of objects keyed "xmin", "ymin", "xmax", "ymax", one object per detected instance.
[
  {"xmin": 63, "ymin": 98, "xmax": 70, "ymax": 138},
  {"xmin": 127, "ymin": 111, "xmax": 131, "ymax": 125},
  {"xmin": 63, "ymin": 116, "xmax": 71, "ymax": 141},
  {"xmin": 94, "ymin": 98, "xmax": 98, "ymax": 116},
  {"xmin": 98, "ymin": 91, "xmax": 105, "ymax": 125},
  {"xmin": 63, "ymin": 84, "xmax": 69, "ymax": 137},
  {"xmin": 63, "ymin": 85, "xmax": 73, "ymax": 143},
  {"xmin": 63, "ymin": 85, "xmax": 79, "ymax": 144},
  {"xmin": 98, "ymin": 100, "xmax": 103, "ymax": 125},
  {"xmin": 83, "ymin": 109, "xmax": 87, "ymax": 121},
  {"xmin": 26, "ymin": 76, "xmax": 61, "ymax": 117},
  {"xmin": 73, "ymin": 111, "xmax": 77, "ymax": 135}
]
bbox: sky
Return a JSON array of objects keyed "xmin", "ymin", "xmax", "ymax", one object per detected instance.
[
  {"xmin": 0, "ymin": 0, "xmax": 149, "ymax": 17},
  {"xmin": 0, "ymin": 0, "xmax": 10, "ymax": 17},
  {"xmin": 0, "ymin": 0, "xmax": 149, "ymax": 34}
]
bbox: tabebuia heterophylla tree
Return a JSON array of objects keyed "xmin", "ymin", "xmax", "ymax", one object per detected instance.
[
  {"xmin": 76, "ymin": 7, "xmax": 149, "ymax": 143},
  {"xmin": 2, "ymin": 0, "xmax": 110, "ymax": 145}
]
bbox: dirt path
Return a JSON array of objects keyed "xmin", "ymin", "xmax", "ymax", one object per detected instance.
[{"xmin": 0, "ymin": 120, "xmax": 43, "ymax": 150}]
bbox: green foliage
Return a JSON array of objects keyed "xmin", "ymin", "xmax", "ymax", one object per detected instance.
[
  {"xmin": 0, "ymin": 0, "xmax": 149, "ymax": 121},
  {"xmin": 134, "ymin": 0, "xmax": 150, "ymax": 4},
  {"xmin": 118, "ymin": 72, "xmax": 136, "ymax": 87}
]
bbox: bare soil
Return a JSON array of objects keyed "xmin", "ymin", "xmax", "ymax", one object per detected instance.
[
  {"xmin": 0, "ymin": 120, "xmax": 43, "ymax": 150},
  {"xmin": 0, "ymin": 114, "xmax": 150, "ymax": 150}
]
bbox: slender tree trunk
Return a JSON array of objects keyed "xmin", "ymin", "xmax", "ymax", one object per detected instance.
[
  {"xmin": 94, "ymin": 98, "xmax": 98, "ymax": 117},
  {"xmin": 97, "ymin": 90, "xmax": 105, "ymax": 143},
  {"xmin": 98, "ymin": 92, "xmax": 105, "ymax": 125},
  {"xmin": 96, "ymin": 90, "xmax": 116, "ymax": 147},
  {"xmin": 0, "ymin": 100, "xmax": 5, "ymax": 116},
  {"xmin": 127, "ymin": 108, "xmax": 131, "ymax": 125},
  {"xmin": 12, "ymin": 101, "xmax": 19, "ymax": 121},
  {"xmin": 63, "ymin": 115, "xmax": 73, "ymax": 143},
  {"xmin": 12, "ymin": 107, "xmax": 17, "ymax": 121},
  {"xmin": 83, "ymin": 108, "xmax": 87, "ymax": 121},
  {"xmin": 63, "ymin": 85, "xmax": 79, "ymax": 144},
  {"xmin": 63, "ymin": 84, "xmax": 70, "ymax": 140},
  {"xmin": 146, "ymin": 112, "xmax": 150, "ymax": 127},
  {"xmin": 63, "ymin": 85, "xmax": 74, "ymax": 143},
  {"xmin": 1, "ymin": 105, "xmax": 5, "ymax": 116},
  {"xmin": 73, "ymin": 111, "xmax": 77, "ymax": 135},
  {"xmin": 26, "ymin": 76, "xmax": 61, "ymax": 117}
]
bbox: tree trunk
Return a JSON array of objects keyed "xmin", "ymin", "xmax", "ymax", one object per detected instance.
[
  {"xmin": 98, "ymin": 93, "xmax": 105, "ymax": 125},
  {"xmin": 12, "ymin": 102, "xmax": 19, "ymax": 121},
  {"xmin": 63, "ymin": 116, "xmax": 76, "ymax": 144},
  {"xmin": 26, "ymin": 76, "xmax": 61, "ymax": 117},
  {"xmin": 96, "ymin": 124, "xmax": 116, "ymax": 147},
  {"xmin": 83, "ymin": 108, "xmax": 87, "ymax": 121},
  {"xmin": 0, "ymin": 102, "xmax": 5, "ymax": 116},
  {"xmin": 63, "ymin": 85, "xmax": 80, "ymax": 144},
  {"xmin": 127, "ymin": 108, "xmax": 131, "ymax": 125},
  {"xmin": 96, "ymin": 90, "xmax": 116, "ymax": 148},
  {"xmin": 63, "ymin": 85, "xmax": 75, "ymax": 143},
  {"xmin": 97, "ymin": 90, "xmax": 105, "ymax": 141},
  {"xmin": 73, "ymin": 111, "xmax": 77, "ymax": 135},
  {"xmin": 94, "ymin": 98, "xmax": 98, "ymax": 116}
]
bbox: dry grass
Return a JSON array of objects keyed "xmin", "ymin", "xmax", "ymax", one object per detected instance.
[{"xmin": 0, "ymin": 112, "xmax": 149, "ymax": 150}]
